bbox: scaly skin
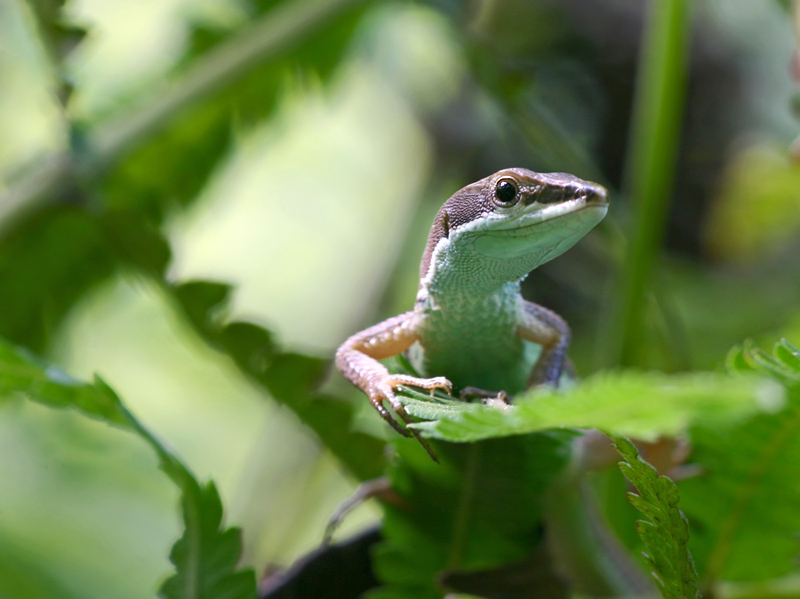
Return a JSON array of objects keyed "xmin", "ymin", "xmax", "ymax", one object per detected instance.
[{"xmin": 336, "ymin": 168, "xmax": 608, "ymax": 456}]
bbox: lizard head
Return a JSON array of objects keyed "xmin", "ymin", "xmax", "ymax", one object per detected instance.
[{"xmin": 419, "ymin": 168, "xmax": 608, "ymax": 290}]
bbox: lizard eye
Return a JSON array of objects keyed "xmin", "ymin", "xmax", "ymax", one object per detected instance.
[{"xmin": 494, "ymin": 179, "xmax": 518, "ymax": 205}]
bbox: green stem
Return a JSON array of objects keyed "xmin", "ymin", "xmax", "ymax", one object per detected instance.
[
  {"xmin": 605, "ymin": 0, "xmax": 691, "ymax": 367},
  {"xmin": 0, "ymin": 0, "xmax": 365, "ymax": 234}
]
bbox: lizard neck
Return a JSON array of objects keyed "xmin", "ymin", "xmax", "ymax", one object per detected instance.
[{"xmin": 417, "ymin": 230, "xmax": 534, "ymax": 304}]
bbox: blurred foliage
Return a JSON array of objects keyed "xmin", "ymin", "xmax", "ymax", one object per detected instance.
[
  {"xmin": 706, "ymin": 146, "xmax": 800, "ymax": 263},
  {"xmin": 0, "ymin": 338, "xmax": 256, "ymax": 598},
  {"xmin": 171, "ymin": 280, "xmax": 386, "ymax": 481},
  {"xmin": 3, "ymin": 0, "xmax": 800, "ymax": 597}
]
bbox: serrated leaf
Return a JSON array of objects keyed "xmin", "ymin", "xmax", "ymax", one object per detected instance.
[
  {"xmin": 405, "ymin": 371, "xmax": 778, "ymax": 443},
  {"xmin": 0, "ymin": 338, "xmax": 127, "ymax": 426},
  {"xmin": 173, "ymin": 281, "xmax": 233, "ymax": 331},
  {"xmin": 159, "ymin": 481, "xmax": 256, "ymax": 599},
  {"xmin": 0, "ymin": 337, "xmax": 256, "ymax": 599},
  {"xmin": 611, "ymin": 436, "xmax": 699, "ymax": 599}
]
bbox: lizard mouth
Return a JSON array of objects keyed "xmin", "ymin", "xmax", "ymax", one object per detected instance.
[
  {"xmin": 486, "ymin": 193, "xmax": 608, "ymax": 235},
  {"xmin": 470, "ymin": 198, "xmax": 608, "ymax": 260}
]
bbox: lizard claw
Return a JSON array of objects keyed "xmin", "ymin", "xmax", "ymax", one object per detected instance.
[
  {"xmin": 367, "ymin": 374, "xmax": 453, "ymax": 462},
  {"xmin": 386, "ymin": 374, "xmax": 452, "ymax": 397}
]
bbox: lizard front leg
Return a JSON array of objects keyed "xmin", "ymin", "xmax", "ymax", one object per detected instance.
[
  {"xmin": 336, "ymin": 311, "xmax": 452, "ymax": 458},
  {"xmin": 518, "ymin": 301, "xmax": 571, "ymax": 387}
]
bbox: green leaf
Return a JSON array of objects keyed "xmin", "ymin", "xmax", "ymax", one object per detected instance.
[
  {"xmin": 0, "ymin": 337, "xmax": 256, "ymax": 599},
  {"xmin": 159, "ymin": 481, "xmax": 256, "ymax": 599},
  {"xmin": 611, "ymin": 436, "xmax": 699, "ymax": 599},
  {"xmin": 0, "ymin": 0, "xmax": 367, "ymax": 356},
  {"xmin": 404, "ymin": 371, "xmax": 779, "ymax": 443},
  {"xmin": 0, "ymin": 538, "xmax": 89, "ymax": 599},
  {"xmin": 679, "ymin": 339, "xmax": 800, "ymax": 583},
  {"xmin": 0, "ymin": 338, "xmax": 128, "ymax": 427}
]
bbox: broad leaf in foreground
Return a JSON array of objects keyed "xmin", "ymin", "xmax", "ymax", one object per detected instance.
[
  {"xmin": 611, "ymin": 436, "xmax": 699, "ymax": 599},
  {"xmin": 0, "ymin": 338, "xmax": 256, "ymax": 599},
  {"xmin": 404, "ymin": 371, "xmax": 780, "ymax": 442}
]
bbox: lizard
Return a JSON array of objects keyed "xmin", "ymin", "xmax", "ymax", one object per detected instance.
[{"xmin": 336, "ymin": 167, "xmax": 608, "ymax": 458}]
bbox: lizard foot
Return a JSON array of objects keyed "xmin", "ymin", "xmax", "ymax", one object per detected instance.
[
  {"xmin": 459, "ymin": 386, "xmax": 510, "ymax": 406},
  {"xmin": 368, "ymin": 375, "xmax": 453, "ymax": 462}
]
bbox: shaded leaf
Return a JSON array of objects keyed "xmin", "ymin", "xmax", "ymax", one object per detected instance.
[
  {"xmin": 26, "ymin": 0, "xmax": 87, "ymax": 103},
  {"xmin": 439, "ymin": 543, "xmax": 569, "ymax": 599},
  {"xmin": 0, "ymin": 207, "xmax": 170, "ymax": 352}
]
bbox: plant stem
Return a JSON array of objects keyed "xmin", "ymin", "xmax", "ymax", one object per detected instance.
[{"xmin": 604, "ymin": 0, "xmax": 691, "ymax": 367}]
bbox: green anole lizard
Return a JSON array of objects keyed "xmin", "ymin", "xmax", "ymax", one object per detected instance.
[
  {"xmin": 336, "ymin": 168, "xmax": 608, "ymax": 456},
  {"xmin": 334, "ymin": 170, "xmax": 654, "ymax": 595}
]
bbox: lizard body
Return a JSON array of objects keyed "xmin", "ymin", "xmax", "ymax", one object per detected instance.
[{"xmin": 336, "ymin": 168, "xmax": 608, "ymax": 450}]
